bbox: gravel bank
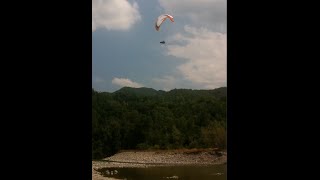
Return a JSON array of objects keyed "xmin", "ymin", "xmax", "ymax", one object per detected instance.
[
  {"xmin": 92, "ymin": 149, "xmax": 226, "ymax": 180},
  {"xmin": 104, "ymin": 149, "xmax": 226, "ymax": 165}
]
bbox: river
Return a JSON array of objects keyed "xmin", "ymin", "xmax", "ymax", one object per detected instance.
[{"xmin": 97, "ymin": 164, "xmax": 226, "ymax": 180}]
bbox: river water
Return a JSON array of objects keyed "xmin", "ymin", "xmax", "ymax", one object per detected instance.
[{"xmin": 97, "ymin": 164, "xmax": 226, "ymax": 180}]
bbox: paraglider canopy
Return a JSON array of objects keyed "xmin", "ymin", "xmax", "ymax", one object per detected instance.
[{"xmin": 155, "ymin": 14, "xmax": 174, "ymax": 31}]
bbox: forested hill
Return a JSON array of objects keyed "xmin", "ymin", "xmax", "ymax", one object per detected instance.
[
  {"xmin": 92, "ymin": 87, "xmax": 227, "ymax": 159},
  {"xmin": 114, "ymin": 87, "xmax": 165, "ymax": 96}
]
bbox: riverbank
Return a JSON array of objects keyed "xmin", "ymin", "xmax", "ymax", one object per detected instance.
[{"xmin": 92, "ymin": 148, "xmax": 226, "ymax": 180}]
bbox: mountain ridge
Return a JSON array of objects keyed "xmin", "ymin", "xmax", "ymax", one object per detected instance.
[{"xmin": 112, "ymin": 86, "xmax": 227, "ymax": 97}]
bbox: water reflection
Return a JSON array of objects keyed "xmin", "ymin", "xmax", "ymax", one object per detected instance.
[{"xmin": 97, "ymin": 164, "xmax": 226, "ymax": 180}]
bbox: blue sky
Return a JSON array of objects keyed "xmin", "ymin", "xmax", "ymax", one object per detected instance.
[{"xmin": 92, "ymin": 0, "xmax": 226, "ymax": 92}]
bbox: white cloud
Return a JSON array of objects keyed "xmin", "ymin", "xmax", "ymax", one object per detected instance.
[
  {"xmin": 92, "ymin": 0, "xmax": 141, "ymax": 32},
  {"xmin": 165, "ymin": 26, "xmax": 226, "ymax": 89},
  {"xmin": 158, "ymin": 0, "xmax": 226, "ymax": 32},
  {"xmin": 112, "ymin": 77, "xmax": 144, "ymax": 88}
]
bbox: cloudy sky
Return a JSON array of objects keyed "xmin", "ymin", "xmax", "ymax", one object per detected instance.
[{"xmin": 92, "ymin": 0, "xmax": 226, "ymax": 92}]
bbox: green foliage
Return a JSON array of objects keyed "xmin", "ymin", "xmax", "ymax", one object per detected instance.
[
  {"xmin": 201, "ymin": 121, "xmax": 226, "ymax": 148},
  {"xmin": 92, "ymin": 87, "xmax": 227, "ymax": 159}
]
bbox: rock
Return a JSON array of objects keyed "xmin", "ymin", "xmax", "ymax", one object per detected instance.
[{"xmin": 166, "ymin": 175, "xmax": 179, "ymax": 179}]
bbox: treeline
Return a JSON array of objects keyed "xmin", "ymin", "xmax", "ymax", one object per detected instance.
[{"xmin": 92, "ymin": 87, "xmax": 227, "ymax": 159}]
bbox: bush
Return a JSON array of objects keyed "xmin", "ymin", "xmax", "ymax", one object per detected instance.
[{"xmin": 136, "ymin": 143, "xmax": 149, "ymax": 150}]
